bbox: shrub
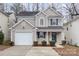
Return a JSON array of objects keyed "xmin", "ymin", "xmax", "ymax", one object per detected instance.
[
  {"xmin": 62, "ymin": 40, "xmax": 66, "ymax": 45},
  {"xmin": 33, "ymin": 41, "xmax": 38, "ymax": 46},
  {"xmin": 42, "ymin": 40, "xmax": 47, "ymax": 46},
  {"xmin": 50, "ymin": 40, "xmax": 56, "ymax": 46},
  {"xmin": 0, "ymin": 31, "xmax": 4, "ymax": 44}
]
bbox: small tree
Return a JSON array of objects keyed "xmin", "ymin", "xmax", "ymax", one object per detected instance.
[{"xmin": 0, "ymin": 31, "xmax": 4, "ymax": 44}]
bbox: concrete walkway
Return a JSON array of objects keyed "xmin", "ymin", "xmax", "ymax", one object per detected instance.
[
  {"xmin": 26, "ymin": 47, "xmax": 59, "ymax": 56},
  {"xmin": 0, "ymin": 46, "xmax": 59, "ymax": 56}
]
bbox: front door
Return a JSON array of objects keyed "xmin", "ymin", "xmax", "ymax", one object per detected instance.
[{"xmin": 52, "ymin": 32, "xmax": 57, "ymax": 42}]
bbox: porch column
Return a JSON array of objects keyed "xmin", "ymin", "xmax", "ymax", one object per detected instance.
[
  {"xmin": 46, "ymin": 32, "xmax": 49, "ymax": 45},
  {"xmin": 34, "ymin": 29, "xmax": 37, "ymax": 41},
  {"xmin": 61, "ymin": 31, "xmax": 65, "ymax": 40},
  {"xmin": 11, "ymin": 29, "xmax": 12, "ymax": 41}
]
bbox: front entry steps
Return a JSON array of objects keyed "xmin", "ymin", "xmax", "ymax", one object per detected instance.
[
  {"xmin": 33, "ymin": 44, "xmax": 64, "ymax": 48},
  {"xmin": 55, "ymin": 43, "xmax": 64, "ymax": 48}
]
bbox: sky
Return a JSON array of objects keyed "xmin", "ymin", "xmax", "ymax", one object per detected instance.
[{"xmin": 4, "ymin": 3, "xmax": 49, "ymax": 12}]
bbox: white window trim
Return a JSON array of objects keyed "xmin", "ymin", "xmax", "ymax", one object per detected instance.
[
  {"xmin": 48, "ymin": 18, "xmax": 60, "ymax": 26},
  {"xmin": 39, "ymin": 17, "xmax": 44, "ymax": 27}
]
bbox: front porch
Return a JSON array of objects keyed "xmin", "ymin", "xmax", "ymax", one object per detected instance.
[{"xmin": 33, "ymin": 31, "xmax": 64, "ymax": 46}]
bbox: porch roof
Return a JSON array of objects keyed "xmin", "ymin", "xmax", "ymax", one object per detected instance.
[
  {"xmin": 37, "ymin": 26, "xmax": 63, "ymax": 32},
  {"xmin": 37, "ymin": 26, "xmax": 63, "ymax": 29}
]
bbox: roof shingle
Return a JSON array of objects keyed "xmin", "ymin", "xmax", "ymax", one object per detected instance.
[{"xmin": 17, "ymin": 11, "xmax": 39, "ymax": 16}]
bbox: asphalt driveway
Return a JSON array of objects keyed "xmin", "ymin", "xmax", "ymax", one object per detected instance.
[{"xmin": 0, "ymin": 46, "xmax": 59, "ymax": 56}]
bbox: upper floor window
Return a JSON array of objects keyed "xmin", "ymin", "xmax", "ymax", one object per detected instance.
[
  {"xmin": 49, "ymin": 18, "xmax": 58, "ymax": 25},
  {"xmin": 40, "ymin": 19, "xmax": 43, "ymax": 25}
]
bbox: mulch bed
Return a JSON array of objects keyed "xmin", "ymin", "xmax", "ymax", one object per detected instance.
[
  {"xmin": 53, "ymin": 45, "xmax": 79, "ymax": 56},
  {"xmin": 0, "ymin": 45, "xmax": 11, "ymax": 51}
]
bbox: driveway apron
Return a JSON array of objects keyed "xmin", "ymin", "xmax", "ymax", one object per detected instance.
[{"xmin": 0, "ymin": 46, "xmax": 32, "ymax": 56}]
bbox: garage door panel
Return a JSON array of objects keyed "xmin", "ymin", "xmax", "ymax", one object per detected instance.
[{"xmin": 15, "ymin": 33, "xmax": 33, "ymax": 45}]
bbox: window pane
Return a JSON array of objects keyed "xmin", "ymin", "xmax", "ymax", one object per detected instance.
[{"xmin": 50, "ymin": 19, "xmax": 58, "ymax": 25}]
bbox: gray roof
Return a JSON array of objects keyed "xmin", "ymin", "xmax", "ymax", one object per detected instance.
[
  {"xmin": 37, "ymin": 26, "xmax": 63, "ymax": 29},
  {"xmin": 6, "ymin": 12, "xmax": 13, "ymax": 15},
  {"xmin": 17, "ymin": 11, "xmax": 39, "ymax": 16},
  {"xmin": 0, "ymin": 11, "xmax": 9, "ymax": 17}
]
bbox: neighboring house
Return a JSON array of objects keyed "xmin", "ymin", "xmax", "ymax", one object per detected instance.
[
  {"xmin": 0, "ymin": 11, "xmax": 9, "ymax": 40},
  {"xmin": 64, "ymin": 15, "xmax": 79, "ymax": 46},
  {"xmin": 10, "ymin": 7, "xmax": 65, "ymax": 45},
  {"xmin": 6, "ymin": 12, "xmax": 16, "ymax": 40},
  {"xmin": 8, "ymin": 13, "xmax": 16, "ymax": 28},
  {"xmin": 0, "ymin": 11, "xmax": 15, "ymax": 41}
]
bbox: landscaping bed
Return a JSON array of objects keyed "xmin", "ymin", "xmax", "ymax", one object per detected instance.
[
  {"xmin": 0, "ymin": 45, "xmax": 10, "ymax": 51},
  {"xmin": 53, "ymin": 45, "xmax": 79, "ymax": 56}
]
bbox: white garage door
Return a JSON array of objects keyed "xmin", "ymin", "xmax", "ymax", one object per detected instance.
[{"xmin": 15, "ymin": 33, "xmax": 33, "ymax": 45}]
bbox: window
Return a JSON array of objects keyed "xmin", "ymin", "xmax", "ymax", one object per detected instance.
[
  {"xmin": 56, "ymin": 19, "xmax": 58, "ymax": 25},
  {"xmin": 49, "ymin": 18, "xmax": 58, "ymax": 25},
  {"xmin": 37, "ymin": 32, "xmax": 46, "ymax": 38},
  {"xmin": 40, "ymin": 19, "xmax": 43, "ymax": 25}
]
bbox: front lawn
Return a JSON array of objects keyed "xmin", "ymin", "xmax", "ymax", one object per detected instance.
[
  {"xmin": 53, "ymin": 45, "xmax": 79, "ymax": 56},
  {"xmin": 0, "ymin": 45, "xmax": 10, "ymax": 51}
]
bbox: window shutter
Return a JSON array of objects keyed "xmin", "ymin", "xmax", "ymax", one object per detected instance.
[
  {"xmin": 37, "ymin": 32, "xmax": 40, "ymax": 38},
  {"xmin": 56, "ymin": 19, "xmax": 58, "ymax": 25}
]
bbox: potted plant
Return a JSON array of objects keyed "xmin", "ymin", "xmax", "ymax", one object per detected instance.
[
  {"xmin": 50, "ymin": 40, "xmax": 56, "ymax": 46},
  {"xmin": 42, "ymin": 40, "xmax": 47, "ymax": 46},
  {"xmin": 33, "ymin": 41, "xmax": 38, "ymax": 46},
  {"xmin": 62, "ymin": 40, "xmax": 66, "ymax": 45},
  {"xmin": 10, "ymin": 41, "xmax": 14, "ymax": 46}
]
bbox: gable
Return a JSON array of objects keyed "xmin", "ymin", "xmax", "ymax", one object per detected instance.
[
  {"xmin": 10, "ymin": 20, "xmax": 35, "ymax": 30},
  {"xmin": 15, "ymin": 21, "xmax": 33, "ymax": 30},
  {"xmin": 44, "ymin": 7, "xmax": 62, "ymax": 17},
  {"xmin": 35, "ymin": 11, "xmax": 46, "ymax": 17}
]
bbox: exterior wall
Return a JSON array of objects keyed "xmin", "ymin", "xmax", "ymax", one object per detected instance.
[
  {"xmin": 64, "ymin": 19, "xmax": 79, "ymax": 46},
  {"xmin": 0, "ymin": 12, "xmax": 9, "ymax": 40}
]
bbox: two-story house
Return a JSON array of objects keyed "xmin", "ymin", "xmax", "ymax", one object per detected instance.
[{"xmin": 10, "ymin": 7, "xmax": 65, "ymax": 46}]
